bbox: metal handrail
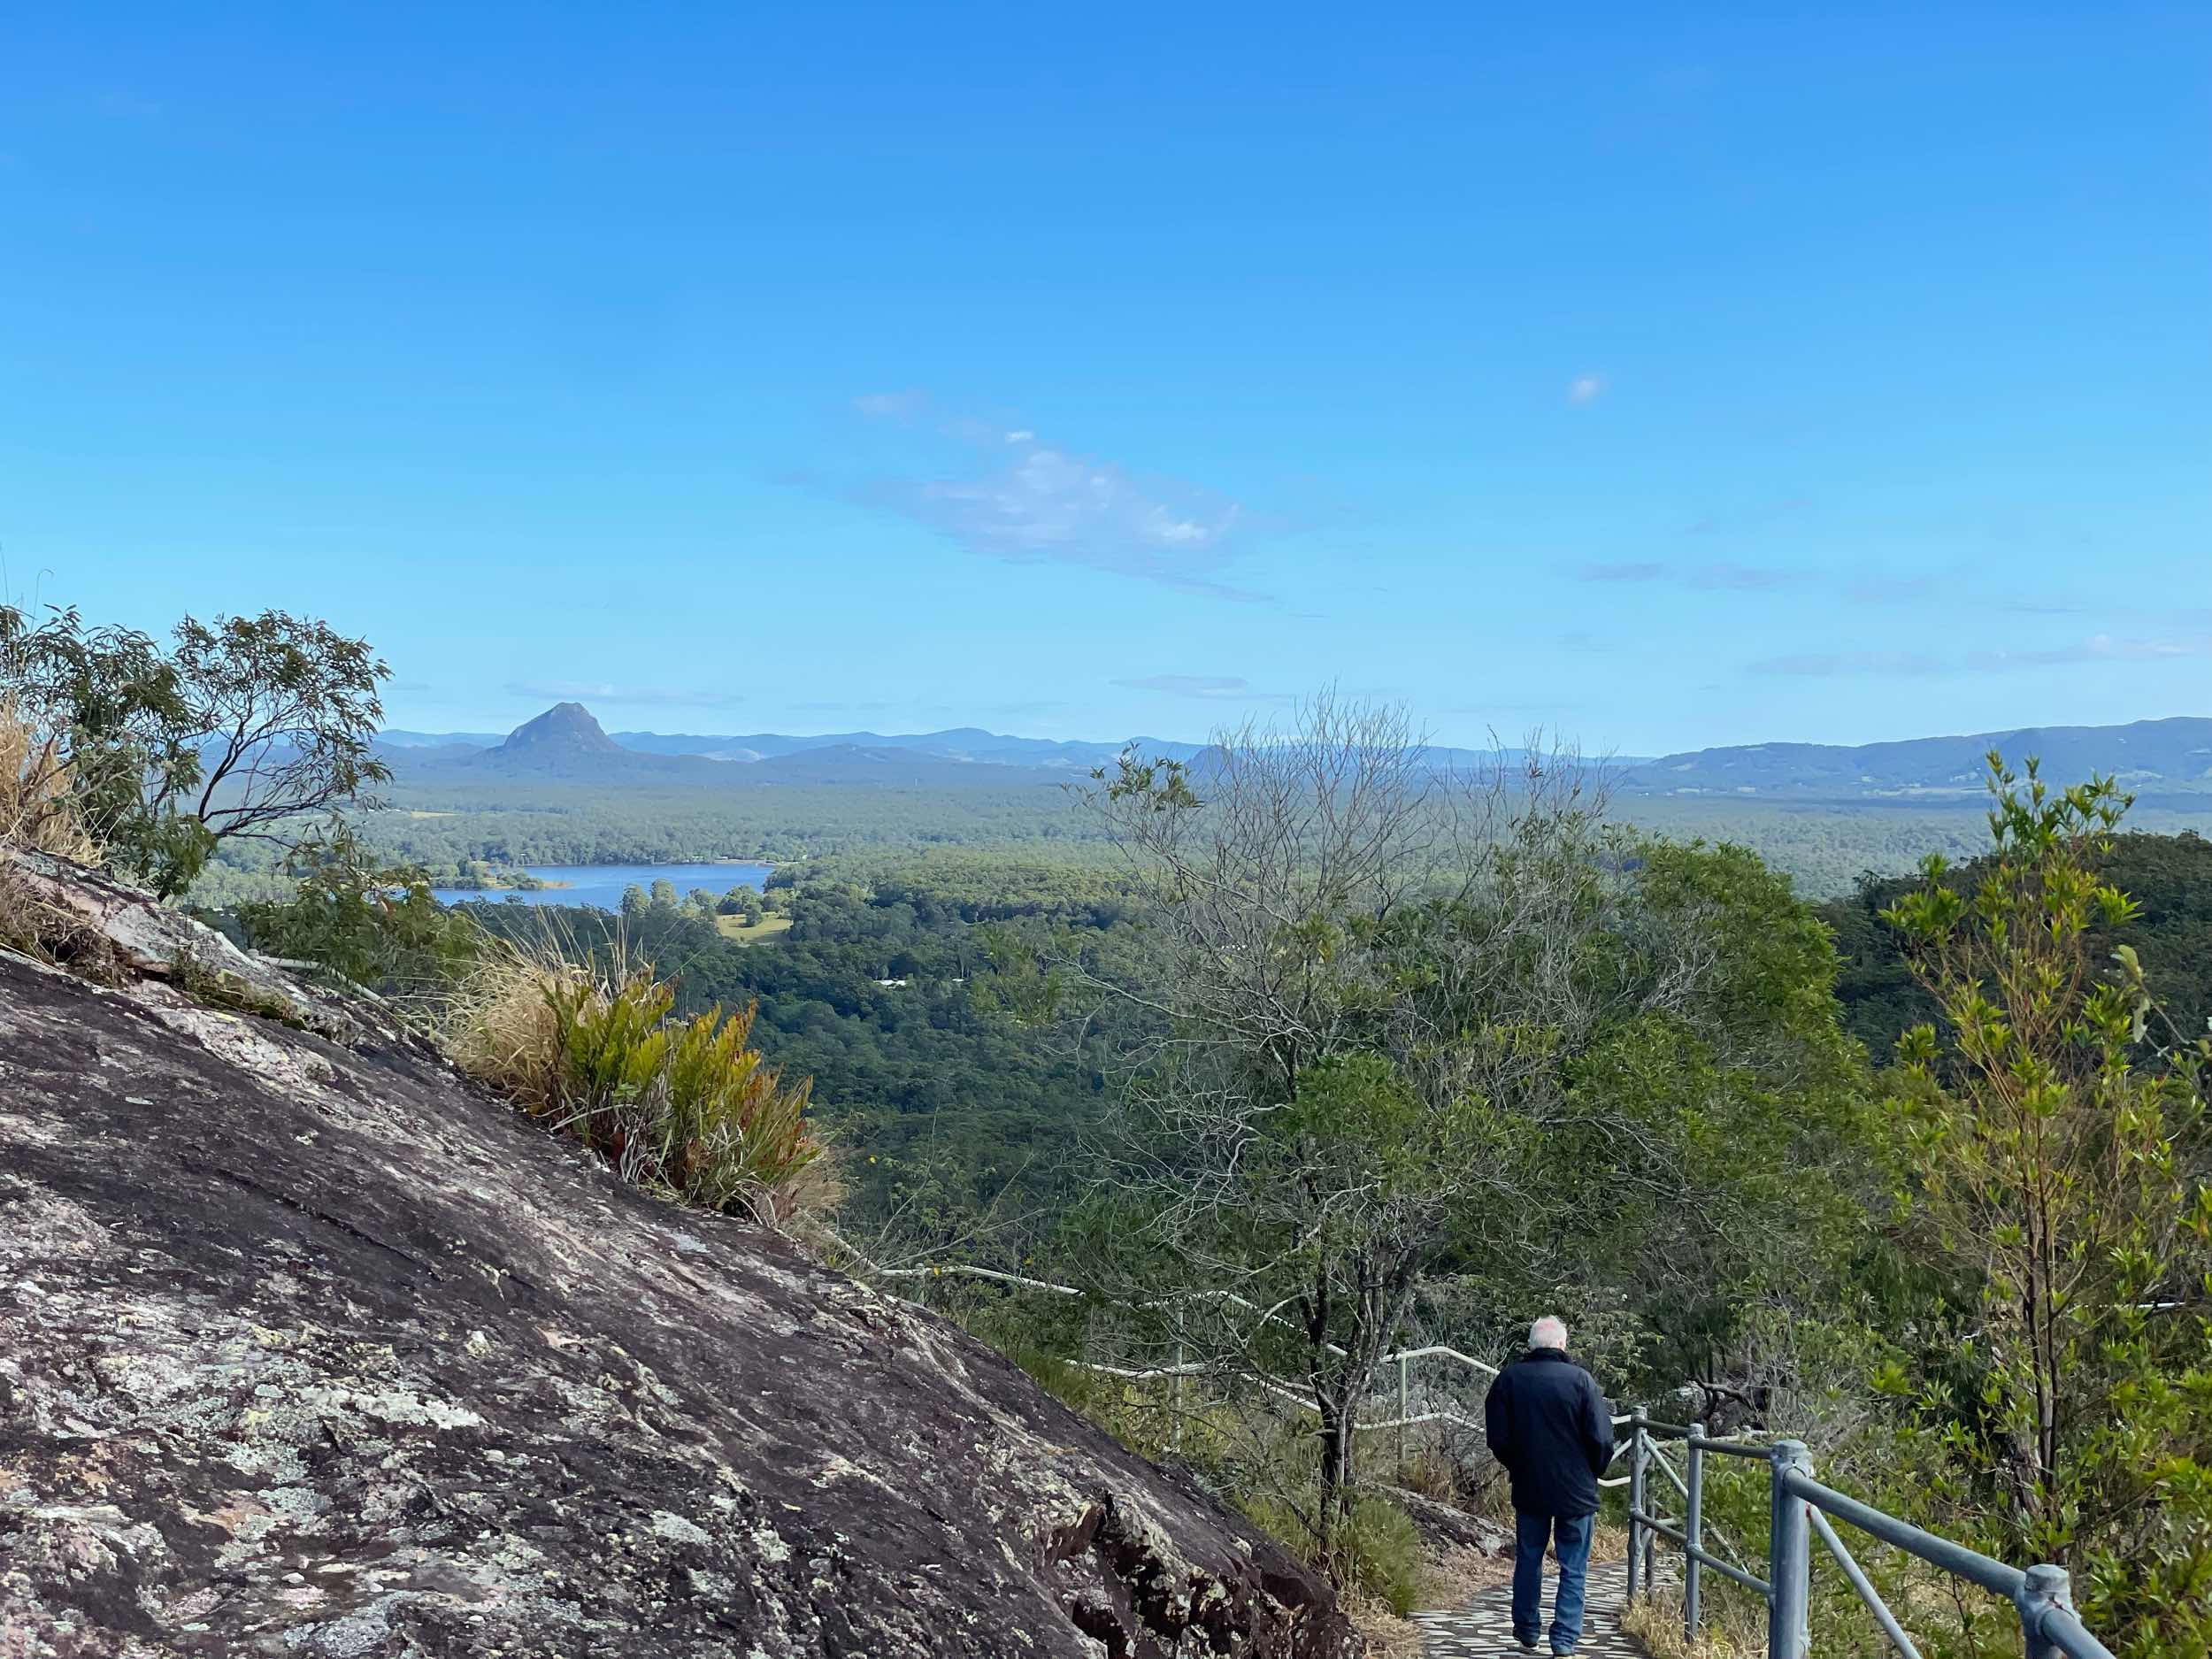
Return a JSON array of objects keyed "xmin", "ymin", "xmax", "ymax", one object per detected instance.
[
  {"xmin": 1685, "ymin": 1432, "xmax": 1774, "ymax": 1458},
  {"xmin": 1647, "ymin": 1444, "xmax": 1750, "ymax": 1571},
  {"xmin": 1621, "ymin": 1419, "xmax": 2120, "ymax": 1659},
  {"xmin": 1783, "ymin": 1471, "xmax": 2115, "ymax": 1659},
  {"xmin": 1631, "ymin": 1508, "xmax": 1774, "ymax": 1597},
  {"xmin": 2038, "ymin": 1601, "xmax": 2119, "ymax": 1659},
  {"xmin": 877, "ymin": 1256, "xmax": 1647, "ymax": 1477},
  {"xmin": 1781, "ymin": 1469, "xmax": 2019, "ymax": 1598},
  {"xmin": 1808, "ymin": 1505, "xmax": 1923, "ymax": 1659},
  {"xmin": 872, "ymin": 1255, "xmax": 2123, "ymax": 1658}
]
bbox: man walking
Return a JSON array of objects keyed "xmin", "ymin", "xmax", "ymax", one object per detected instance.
[{"xmin": 1483, "ymin": 1316, "xmax": 1616, "ymax": 1655}]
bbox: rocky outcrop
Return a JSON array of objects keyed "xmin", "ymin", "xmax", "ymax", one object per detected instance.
[
  {"xmin": 0, "ymin": 845, "xmax": 358, "ymax": 1041},
  {"xmin": 0, "ymin": 858, "xmax": 1358, "ymax": 1657}
]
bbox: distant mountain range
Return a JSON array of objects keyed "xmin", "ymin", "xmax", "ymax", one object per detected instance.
[
  {"xmin": 1632, "ymin": 716, "xmax": 2212, "ymax": 799},
  {"xmin": 378, "ymin": 710, "xmax": 1201, "ymax": 776},
  {"xmin": 383, "ymin": 704, "xmax": 1117, "ymax": 787},
  {"xmin": 379, "ymin": 706, "xmax": 2212, "ymax": 799},
  {"xmin": 607, "ymin": 726, "xmax": 1199, "ymax": 772}
]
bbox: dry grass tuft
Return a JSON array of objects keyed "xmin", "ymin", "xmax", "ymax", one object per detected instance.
[
  {"xmin": 0, "ymin": 861, "xmax": 127, "ymax": 981},
  {"xmin": 443, "ymin": 934, "xmax": 585, "ymax": 1110},
  {"xmin": 1621, "ymin": 1581, "xmax": 1767, "ymax": 1659},
  {"xmin": 0, "ymin": 862, "xmax": 54, "ymax": 959},
  {"xmin": 0, "ymin": 704, "xmax": 122, "ymax": 975},
  {"xmin": 0, "ymin": 860, "xmax": 36, "ymax": 938},
  {"xmin": 1420, "ymin": 1540, "xmax": 1510, "ymax": 1608},
  {"xmin": 772, "ymin": 1143, "xmax": 848, "ymax": 1223},
  {"xmin": 446, "ymin": 931, "xmax": 825, "ymax": 1225},
  {"xmin": 1342, "ymin": 1593, "xmax": 1425, "ymax": 1657},
  {"xmin": 0, "ymin": 698, "xmax": 100, "ymax": 864}
]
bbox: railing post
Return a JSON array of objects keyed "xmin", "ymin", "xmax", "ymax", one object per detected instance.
[
  {"xmin": 1644, "ymin": 1484, "xmax": 1657, "ymax": 1594},
  {"xmin": 1171, "ymin": 1311, "xmax": 1185, "ymax": 1455},
  {"xmin": 1767, "ymin": 1440, "xmax": 1812, "ymax": 1659},
  {"xmin": 2016, "ymin": 1563, "xmax": 2073, "ymax": 1659},
  {"xmin": 1396, "ymin": 1353, "xmax": 1409, "ymax": 1482},
  {"xmin": 1684, "ymin": 1419, "xmax": 1705, "ymax": 1639},
  {"xmin": 1626, "ymin": 1408, "xmax": 1647, "ymax": 1601}
]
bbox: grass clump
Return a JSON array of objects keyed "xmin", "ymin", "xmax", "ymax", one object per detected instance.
[
  {"xmin": 0, "ymin": 863, "xmax": 123, "ymax": 981},
  {"xmin": 0, "ymin": 696, "xmax": 100, "ymax": 864},
  {"xmin": 0, "ymin": 697, "xmax": 124, "ymax": 973},
  {"xmin": 1621, "ymin": 1582, "xmax": 1768, "ymax": 1659},
  {"xmin": 1335, "ymin": 1495, "xmax": 1428, "ymax": 1618},
  {"xmin": 1240, "ymin": 1488, "xmax": 1428, "ymax": 1620},
  {"xmin": 449, "ymin": 940, "xmax": 823, "ymax": 1223}
]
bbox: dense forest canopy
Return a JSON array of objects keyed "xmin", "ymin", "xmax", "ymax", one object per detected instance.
[
  {"xmin": 422, "ymin": 818, "xmax": 2212, "ymax": 1276},
  {"xmin": 1824, "ymin": 827, "xmax": 2212, "ymax": 1064},
  {"xmin": 182, "ymin": 754, "xmax": 2212, "ymax": 910}
]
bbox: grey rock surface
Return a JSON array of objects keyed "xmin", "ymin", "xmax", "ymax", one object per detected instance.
[
  {"xmin": 0, "ymin": 867, "xmax": 1357, "ymax": 1657},
  {"xmin": 0, "ymin": 845, "xmax": 357, "ymax": 1041}
]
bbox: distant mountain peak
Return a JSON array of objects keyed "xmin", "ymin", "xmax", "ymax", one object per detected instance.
[{"xmin": 499, "ymin": 703, "xmax": 621, "ymax": 755}]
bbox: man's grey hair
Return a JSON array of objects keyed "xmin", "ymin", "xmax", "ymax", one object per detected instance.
[{"xmin": 1529, "ymin": 1315, "xmax": 1569, "ymax": 1350}]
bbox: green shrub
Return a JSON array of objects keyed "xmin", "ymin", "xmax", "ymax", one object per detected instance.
[
  {"xmin": 235, "ymin": 828, "xmax": 478, "ymax": 1010},
  {"xmin": 546, "ymin": 972, "xmax": 822, "ymax": 1217},
  {"xmin": 1238, "ymin": 1484, "xmax": 1426, "ymax": 1617},
  {"xmin": 453, "ymin": 942, "xmax": 823, "ymax": 1224},
  {"xmin": 1338, "ymin": 1495, "xmax": 1425, "ymax": 1617}
]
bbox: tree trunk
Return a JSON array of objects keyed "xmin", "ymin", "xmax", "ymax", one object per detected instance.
[{"xmin": 1315, "ymin": 1395, "xmax": 1357, "ymax": 1569}]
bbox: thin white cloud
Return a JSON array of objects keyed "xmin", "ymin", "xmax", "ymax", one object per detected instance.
[
  {"xmin": 852, "ymin": 390, "xmax": 927, "ymax": 419},
  {"xmin": 1685, "ymin": 496, "xmax": 1812, "ymax": 536},
  {"xmin": 90, "ymin": 88, "xmax": 165, "ymax": 120},
  {"xmin": 504, "ymin": 680, "xmax": 747, "ymax": 709},
  {"xmin": 1747, "ymin": 650, "xmax": 1947, "ymax": 678},
  {"xmin": 1844, "ymin": 573, "xmax": 1942, "ymax": 603},
  {"xmin": 1578, "ymin": 560, "xmax": 1799, "ymax": 591},
  {"xmin": 1567, "ymin": 373, "xmax": 1606, "ymax": 405},
  {"xmin": 1113, "ymin": 674, "xmax": 1290, "ymax": 703},
  {"xmin": 1577, "ymin": 557, "xmax": 2107, "ymax": 618},
  {"xmin": 1966, "ymin": 634, "xmax": 2212, "ymax": 670},
  {"xmin": 1749, "ymin": 634, "xmax": 2212, "ymax": 679},
  {"xmin": 851, "ymin": 396, "xmax": 1270, "ymax": 602}
]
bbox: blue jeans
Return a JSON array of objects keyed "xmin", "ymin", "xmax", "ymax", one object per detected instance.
[{"xmin": 1513, "ymin": 1509, "xmax": 1594, "ymax": 1653}]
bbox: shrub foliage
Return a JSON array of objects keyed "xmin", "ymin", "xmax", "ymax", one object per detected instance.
[
  {"xmin": 455, "ymin": 945, "xmax": 821, "ymax": 1223},
  {"xmin": 1878, "ymin": 758, "xmax": 2212, "ymax": 1657}
]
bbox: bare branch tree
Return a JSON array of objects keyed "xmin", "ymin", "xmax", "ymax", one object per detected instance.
[{"xmin": 1072, "ymin": 696, "xmax": 1706, "ymax": 1557}]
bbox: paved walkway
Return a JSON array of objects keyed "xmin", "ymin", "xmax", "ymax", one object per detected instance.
[{"xmin": 1414, "ymin": 1560, "xmax": 1650, "ymax": 1658}]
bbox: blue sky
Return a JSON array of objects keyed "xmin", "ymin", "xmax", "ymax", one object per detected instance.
[{"xmin": 4, "ymin": 4, "xmax": 2206, "ymax": 753}]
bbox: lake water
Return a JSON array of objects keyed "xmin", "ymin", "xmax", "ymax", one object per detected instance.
[{"xmin": 431, "ymin": 862, "xmax": 776, "ymax": 910}]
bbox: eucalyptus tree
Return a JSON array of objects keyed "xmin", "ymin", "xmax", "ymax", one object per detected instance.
[{"xmin": 0, "ymin": 603, "xmax": 391, "ymax": 897}]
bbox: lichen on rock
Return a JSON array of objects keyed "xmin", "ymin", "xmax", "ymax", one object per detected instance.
[{"xmin": 0, "ymin": 857, "xmax": 1360, "ymax": 1657}]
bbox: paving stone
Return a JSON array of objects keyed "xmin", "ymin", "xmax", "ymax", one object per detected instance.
[{"xmin": 1415, "ymin": 1560, "xmax": 1653, "ymax": 1658}]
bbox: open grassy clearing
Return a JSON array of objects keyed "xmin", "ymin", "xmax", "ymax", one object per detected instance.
[{"xmin": 713, "ymin": 911, "xmax": 794, "ymax": 944}]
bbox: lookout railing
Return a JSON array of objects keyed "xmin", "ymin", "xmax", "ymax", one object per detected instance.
[
  {"xmin": 864, "ymin": 1260, "xmax": 2117, "ymax": 1659},
  {"xmin": 1619, "ymin": 1412, "xmax": 2113, "ymax": 1659}
]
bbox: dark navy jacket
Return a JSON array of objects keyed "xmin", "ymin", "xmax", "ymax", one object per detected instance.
[{"xmin": 1482, "ymin": 1348, "xmax": 1617, "ymax": 1517}]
